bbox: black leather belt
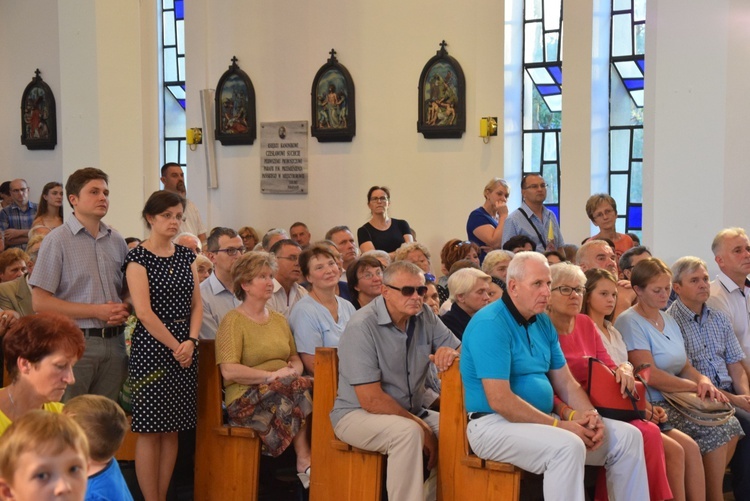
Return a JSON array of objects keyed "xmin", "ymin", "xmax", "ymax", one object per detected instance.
[
  {"xmin": 468, "ymin": 412, "xmax": 491, "ymax": 421},
  {"xmin": 82, "ymin": 326, "xmax": 124, "ymax": 338}
]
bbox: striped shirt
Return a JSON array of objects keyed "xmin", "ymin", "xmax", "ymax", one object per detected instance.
[{"xmin": 666, "ymin": 297, "xmax": 745, "ymax": 391}]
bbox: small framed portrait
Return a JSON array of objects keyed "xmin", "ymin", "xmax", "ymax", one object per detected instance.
[
  {"xmin": 311, "ymin": 49, "xmax": 355, "ymax": 143},
  {"xmin": 215, "ymin": 56, "xmax": 256, "ymax": 145},
  {"xmin": 417, "ymin": 41, "xmax": 466, "ymax": 139},
  {"xmin": 20, "ymin": 69, "xmax": 57, "ymax": 150}
]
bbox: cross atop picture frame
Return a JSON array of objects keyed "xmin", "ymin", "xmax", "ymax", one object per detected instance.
[
  {"xmin": 417, "ymin": 41, "xmax": 466, "ymax": 139},
  {"xmin": 311, "ymin": 49, "xmax": 356, "ymax": 143},
  {"xmin": 21, "ymin": 69, "xmax": 57, "ymax": 150},
  {"xmin": 215, "ymin": 56, "xmax": 257, "ymax": 145}
]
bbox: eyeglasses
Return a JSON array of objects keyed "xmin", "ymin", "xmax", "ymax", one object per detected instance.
[
  {"xmin": 593, "ymin": 208, "xmax": 615, "ymax": 220},
  {"xmin": 358, "ymin": 270, "xmax": 383, "ymax": 281},
  {"xmin": 157, "ymin": 212, "xmax": 186, "ymax": 222},
  {"xmin": 523, "ymin": 183, "xmax": 547, "ymax": 190},
  {"xmin": 385, "ymin": 284, "xmax": 428, "ymax": 297},
  {"xmin": 214, "ymin": 247, "xmax": 246, "ymax": 256},
  {"xmin": 369, "ymin": 196, "xmax": 389, "ymax": 203},
  {"xmin": 552, "ymin": 286, "xmax": 585, "ymax": 296},
  {"xmin": 276, "ymin": 255, "xmax": 299, "ymax": 263}
]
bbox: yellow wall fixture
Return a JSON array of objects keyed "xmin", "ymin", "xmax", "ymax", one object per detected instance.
[
  {"xmin": 479, "ymin": 117, "xmax": 497, "ymax": 144},
  {"xmin": 187, "ymin": 127, "xmax": 203, "ymax": 150}
]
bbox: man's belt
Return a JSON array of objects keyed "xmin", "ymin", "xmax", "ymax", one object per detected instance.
[
  {"xmin": 82, "ymin": 326, "xmax": 125, "ymax": 338},
  {"xmin": 467, "ymin": 412, "xmax": 492, "ymax": 421}
]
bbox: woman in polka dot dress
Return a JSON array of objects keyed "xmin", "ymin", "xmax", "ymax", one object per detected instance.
[{"xmin": 124, "ymin": 190, "xmax": 202, "ymax": 501}]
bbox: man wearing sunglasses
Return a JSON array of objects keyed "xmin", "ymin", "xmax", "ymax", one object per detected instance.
[
  {"xmin": 331, "ymin": 261, "xmax": 461, "ymax": 501},
  {"xmin": 200, "ymin": 227, "xmax": 243, "ymax": 339}
]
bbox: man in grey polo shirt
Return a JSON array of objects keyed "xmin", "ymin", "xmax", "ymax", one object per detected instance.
[
  {"xmin": 30, "ymin": 168, "xmax": 130, "ymax": 401},
  {"xmin": 331, "ymin": 261, "xmax": 461, "ymax": 501}
]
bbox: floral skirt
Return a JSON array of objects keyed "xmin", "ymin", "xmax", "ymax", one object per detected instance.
[
  {"xmin": 654, "ymin": 399, "xmax": 744, "ymax": 454},
  {"xmin": 227, "ymin": 374, "xmax": 313, "ymax": 457}
]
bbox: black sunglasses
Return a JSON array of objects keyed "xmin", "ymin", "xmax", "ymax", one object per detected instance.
[{"xmin": 385, "ymin": 284, "xmax": 428, "ymax": 297}]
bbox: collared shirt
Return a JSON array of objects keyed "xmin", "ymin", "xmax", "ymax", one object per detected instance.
[
  {"xmin": 330, "ymin": 295, "xmax": 461, "ymax": 428},
  {"xmin": 182, "ymin": 199, "xmax": 207, "ymax": 238},
  {"xmin": 502, "ymin": 201, "xmax": 564, "ymax": 252},
  {"xmin": 28, "ymin": 216, "xmax": 127, "ymax": 329},
  {"xmin": 0, "ymin": 201, "xmax": 38, "ymax": 248},
  {"xmin": 267, "ymin": 278, "xmax": 308, "ymax": 318},
  {"xmin": 199, "ymin": 272, "xmax": 239, "ymax": 340},
  {"xmin": 667, "ymin": 297, "xmax": 745, "ymax": 391},
  {"xmin": 461, "ymin": 293, "xmax": 566, "ymax": 414},
  {"xmin": 707, "ymin": 271, "xmax": 750, "ymax": 358},
  {"xmin": 288, "ymin": 294, "xmax": 355, "ymax": 355}
]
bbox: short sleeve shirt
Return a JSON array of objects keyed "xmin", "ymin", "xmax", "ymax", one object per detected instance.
[
  {"xmin": 461, "ymin": 294, "xmax": 566, "ymax": 414},
  {"xmin": 356, "ymin": 218, "xmax": 412, "ymax": 253},
  {"xmin": 289, "ymin": 295, "xmax": 355, "ymax": 354},
  {"xmin": 330, "ymin": 296, "xmax": 461, "ymax": 427}
]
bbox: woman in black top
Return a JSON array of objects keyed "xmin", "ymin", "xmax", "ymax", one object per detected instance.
[
  {"xmin": 440, "ymin": 268, "xmax": 491, "ymax": 340},
  {"xmin": 357, "ymin": 186, "xmax": 413, "ymax": 255}
]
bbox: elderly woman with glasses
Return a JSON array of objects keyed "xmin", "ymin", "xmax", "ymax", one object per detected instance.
[
  {"xmin": 216, "ymin": 251, "xmax": 312, "ymax": 487},
  {"xmin": 289, "ymin": 244, "xmax": 356, "ymax": 375},
  {"xmin": 237, "ymin": 226, "xmax": 260, "ymax": 251},
  {"xmin": 547, "ymin": 262, "xmax": 673, "ymax": 501},
  {"xmin": 346, "ymin": 255, "xmax": 385, "ymax": 310},
  {"xmin": 583, "ymin": 194, "xmax": 635, "ymax": 259},
  {"xmin": 466, "ymin": 177, "xmax": 510, "ymax": 263},
  {"xmin": 357, "ymin": 186, "xmax": 414, "ymax": 255}
]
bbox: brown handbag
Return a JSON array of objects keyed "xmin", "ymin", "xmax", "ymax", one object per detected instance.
[{"xmin": 661, "ymin": 390, "xmax": 735, "ymax": 426}]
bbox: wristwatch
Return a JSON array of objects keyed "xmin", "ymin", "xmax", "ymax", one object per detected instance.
[{"xmin": 188, "ymin": 337, "xmax": 199, "ymax": 348}]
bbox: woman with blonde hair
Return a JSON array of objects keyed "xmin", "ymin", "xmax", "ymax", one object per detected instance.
[
  {"xmin": 440, "ymin": 268, "xmax": 491, "ymax": 339},
  {"xmin": 466, "ymin": 177, "xmax": 510, "ymax": 262}
]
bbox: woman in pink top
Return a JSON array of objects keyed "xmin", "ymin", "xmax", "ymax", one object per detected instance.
[{"xmin": 549, "ymin": 263, "xmax": 672, "ymax": 501}]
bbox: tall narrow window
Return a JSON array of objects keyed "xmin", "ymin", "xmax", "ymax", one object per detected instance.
[
  {"xmin": 161, "ymin": 0, "xmax": 186, "ymax": 171},
  {"xmin": 523, "ymin": 0, "xmax": 563, "ymax": 220},
  {"xmin": 609, "ymin": 0, "xmax": 644, "ymax": 236}
]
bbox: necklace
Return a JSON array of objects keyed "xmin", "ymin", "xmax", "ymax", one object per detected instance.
[
  {"xmin": 6, "ymin": 387, "xmax": 15, "ymax": 408},
  {"xmin": 312, "ymin": 289, "xmax": 338, "ymax": 319},
  {"xmin": 637, "ymin": 304, "xmax": 661, "ymax": 328}
]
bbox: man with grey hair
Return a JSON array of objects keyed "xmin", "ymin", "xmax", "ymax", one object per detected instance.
[
  {"xmin": 267, "ymin": 238, "xmax": 307, "ymax": 317},
  {"xmin": 325, "ymin": 225, "xmax": 359, "ymax": 273},
  {"xmin": 707, "ymin": 228, "xmax": 750, "ymax": 370},
  {"xmin": 332, "ymin": 260, "xmax": 461, "ymax": 501},
  {"xmin": 461, "ymin": 251, "xmax": 647, "ymax": 500},
  {"xmin": 261, "ymin": 228, "xmax": 289, "ymax": 251},
  {"xmin": 174, "ymin": 232, "xmax": 202, "ymax": 255},
  {"xmin": 290, "ymin": 222, "xmax": 312, "ymax": 249},
  {"xmin": 0, "ymin": 179, "xmax": 37, "ymax": 249},
  {"xmin": 667, "ymin": 255, "xmax": 750, "ymax": 499}
]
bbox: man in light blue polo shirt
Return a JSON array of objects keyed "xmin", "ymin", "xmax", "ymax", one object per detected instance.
[{"xmin": 461, "ymin": 252, "xmax": 647, "ymax": 501}]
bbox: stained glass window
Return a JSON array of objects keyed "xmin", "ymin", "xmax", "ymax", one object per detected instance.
[
  {"xmin": 523, "ymin": 0, "xmax": 563, "ymax": 221},
  {"xmin": 161, "ymin": 0, "xmax": 186, "ymax": 176},
  {"xmin": 609, "ymin": 0, "xmax": 644, "ymax": 235}
]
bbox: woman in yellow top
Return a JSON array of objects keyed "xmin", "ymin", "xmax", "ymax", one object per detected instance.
[
  {"xmin": 0, "ymin": 312, "xmax": 85, "ymax": 435},
  {"xmin": 215, "ymin": 251, "xmax": 313, "ymax": 488}
]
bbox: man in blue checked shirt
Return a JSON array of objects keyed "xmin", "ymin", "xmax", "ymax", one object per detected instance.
[
  {"xmin": 0, "ymin": 179, "xmax": 37, "ymax": 249},
  {"xmin": 667, "ymin": 256, "xmax": 750, "ymax": 500}
]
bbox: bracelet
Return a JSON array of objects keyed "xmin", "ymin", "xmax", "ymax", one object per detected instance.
[
  {"xmin": 560, "ymin": 404, "xmax": 572, "ymax": 419},
  {"xmin": 187, "ymin": 337, "xmax": 199, "ymax": 348},
  {"xmin": 568, "ymin": 410, "xmax": 576, "ymax": 421},
  {"xmin": 552, "ymin": 418, "xmax": 559, "ymax": 427}
]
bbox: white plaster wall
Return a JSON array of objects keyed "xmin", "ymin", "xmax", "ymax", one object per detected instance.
[
  {"xmin": 0, "ymin": 0, "xmax": 63, "ymax": 197},
  {"xmin": 185, "ymin": 0, "xmax": 506, "ymax": 261}
]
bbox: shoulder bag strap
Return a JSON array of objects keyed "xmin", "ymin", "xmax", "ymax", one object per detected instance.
[{"xmin": 518, "ymin": 208, "xmax": 547, "ymax": 248}]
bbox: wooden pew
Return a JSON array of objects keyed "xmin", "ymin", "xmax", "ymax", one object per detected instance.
[
  {"xmin": 437, "ymin": 359, "xmax": 524, "ymax": 501},
  {"xmin": 309, "ymin": 347, "xmax": 385, "ymax": 500},
  {"xmin": 194, "ymin": 340, "xmax": 261, "ymax": 500}
]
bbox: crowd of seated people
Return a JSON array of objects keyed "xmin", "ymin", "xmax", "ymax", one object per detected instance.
[{"xmin": 5, "ymin": 171, "xmax": 750, "ymax": 501}]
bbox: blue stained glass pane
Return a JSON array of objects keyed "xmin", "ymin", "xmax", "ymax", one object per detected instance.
[
  {"xmin": 537, "ymin": 84, "xmax": 561, "ymax": 96},
  {"xmin": 178, "ymin": 99, "xmax": 186, "ymax": 109},
  {"xmin": 636, "ymin": 59, "xmax": 645, "ymax": 73},
  {"xmin": 163, "ymin": 12, "xmax": 175, "ymax": 46},
  {"xmin": 547, "ymin": 204, "xmax": 560, "ymax": 222},
  {"xmin": 628, "ymin": 205, "xmax": 642, "ymax": 230},
  {"xmin": 548, "ymin": 65, "xmax": 562, "ymax": 84},
  {"xmin": 623, "ymin": 79, "xmax": 643, "ymax": 90},
  {"xmin": 174, "ymin": 0, "xmax": 184, "ymax": 20}
]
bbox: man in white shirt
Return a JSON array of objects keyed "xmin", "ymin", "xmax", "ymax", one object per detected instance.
[
  {"xmin": 267, "ymin": 239, "xmax": 307, "ymax": 317},
  {"xmin": 160, "ymin": 163, "xmax": 207, "ymax": 244},
  {"xmin": 707, "ymin": 227, "xmax": 750, "ymax": 377},
  {"xmin": 200, "ymin": 227, "xmax": 244, "ymax": 339}
]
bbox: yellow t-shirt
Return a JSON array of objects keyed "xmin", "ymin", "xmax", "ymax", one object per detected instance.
[
  {"xmin": 0, "ymin": 400, "xmax": 64, "ymax": 436},
  {"xmin": 215, "ymin": 309, "xmax": 297, "ymax": 405}
]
